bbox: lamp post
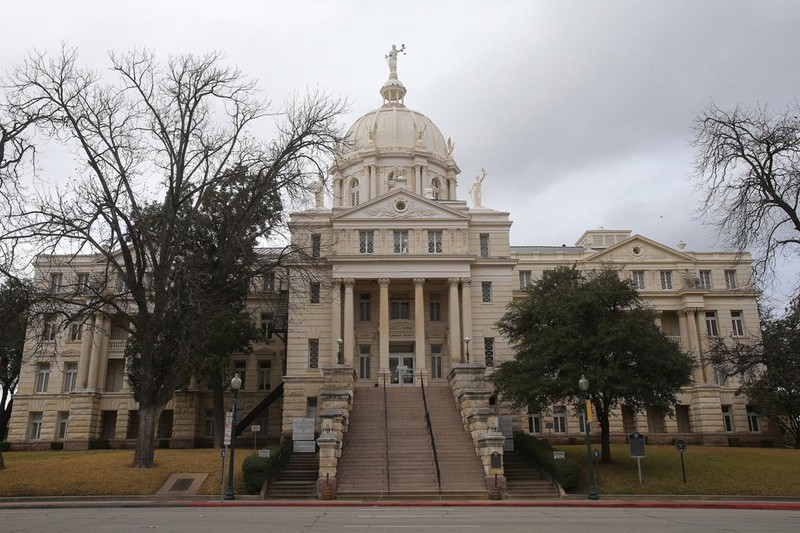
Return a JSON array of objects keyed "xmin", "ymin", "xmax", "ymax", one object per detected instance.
[
  {"xmin": 578, "ymin": 374, "xmax": 599, "ymax": 500},
  {"xmin": 224, "ymin": 372, "xmax": 242, "ymax": 501},
  {"xmin": 337, "ymin": 337, "xmax": 344, "ymax": 365},
  {"xmin": 464, "ymin": 337, "xmax": 471, "ymax": 363}
]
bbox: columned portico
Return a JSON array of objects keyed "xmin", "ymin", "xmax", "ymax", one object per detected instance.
[
  {"xmin": 414, "ymin": 277, "xmax": 427, "ymax": 380},
  {"xmin": 448, "ymin": 277, "xmax": 462, "ymax": 363},
  {"xmin": 680, "ymin": 307, "xmax": 706, "ymax": 383},
  {"xmin": 378, "ymin": 278, "xmax": 391, "ymax": 377}
]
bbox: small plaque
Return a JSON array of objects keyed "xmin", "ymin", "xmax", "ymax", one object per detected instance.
[
  {"xmin": 675, "ymin": 438, "xmax": 688, "ymax": 453},
  {"xmin": 258, "ymin": 448, "xmax": 271, "ymax": 458},
  {"xmin": 251, "ymin": 424, "xmax": 261, "ymax": 432},
  {"xmin": 628, "ymin": 432, "xmax": 646, "ymax": 457},
  {"xmin": 553, "ymin": 450, "xmax": 566, "ymax": 460}
]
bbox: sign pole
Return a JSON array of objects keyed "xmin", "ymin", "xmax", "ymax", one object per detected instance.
[
  {"xmin": 636, "ymin": 457, "xmax": 643, "ymax": 485},
  {"xmin": 220, "ymin": 447, "xmax": 227, "ymax": 502}
]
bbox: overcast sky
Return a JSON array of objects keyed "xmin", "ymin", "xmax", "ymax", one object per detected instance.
[{"xmin": 3, "ymin": 0, "xmax": 799, "ymax": 307}]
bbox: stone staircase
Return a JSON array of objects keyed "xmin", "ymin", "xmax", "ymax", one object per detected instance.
[
  {"xmin": 503, "ymin": 450, "xmax": 561, "ymax": 499},
  {"xmin": 335, "ymin": 383, "xmax": 488, "ymax": 500},
  {"xmin": 265, "ymin": 452, "xmax": 319, "ymax": 499},
  {"xmin": 424, "ymin": 382, "xmax": 488, "ymax": 498}
]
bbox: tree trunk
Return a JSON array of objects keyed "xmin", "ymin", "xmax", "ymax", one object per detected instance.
[
  {"xmin": 0, "ymin": 390, "xmax": 11, "ymax": 441},
  {"xmin": 131, "ymin": 402, "xmax": 164, "ymax": 468},
  {"xmin": 213, "ymin": 382, "xmax": 225, "ymax": 448},
  {"xmin": 597, "ymin": 409, "xmax": 612, "ymax": 464},
  {"xmin": 0, "ymin": 449, "xmax": 5, "ymax": 470}
]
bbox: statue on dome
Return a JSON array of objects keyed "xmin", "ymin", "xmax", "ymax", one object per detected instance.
[
  {"xmin": 312, "ymin": 176, "xmax": 325, "ymax": 208},
  {"xmin": 446, "ymin": 137, "xmax": 455, "ymax": 157},
  {"xmin": 470, "ymin": 168, "xmax": 486, "ymax": 207},
  {"xmin": 386, "ymin": 44, "xmax": 406, "ymax": 78}
]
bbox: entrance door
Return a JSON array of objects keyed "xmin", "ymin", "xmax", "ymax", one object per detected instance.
[{"xmin": 389, "ymin": 355, "xmax": 415, "ymax": 385}]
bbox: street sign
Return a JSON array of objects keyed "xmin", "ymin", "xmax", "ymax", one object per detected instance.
[{"xmin": 223, "ymin": 412, "xmax": 233, "ymax": 446}]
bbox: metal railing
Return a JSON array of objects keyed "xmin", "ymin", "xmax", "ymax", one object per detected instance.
[
  {"xmin": 420, "ymin": 375, "xmax": 442, "ymax": 493},
  {"xmin": 382, "ymin": 372, "xmax": 391, "ymax": 493}
]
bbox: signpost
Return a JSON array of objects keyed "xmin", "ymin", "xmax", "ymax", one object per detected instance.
[
  {"xmin": 628, "ymin": 432, "xmax": 646, "ymax": 484},
  {"xmin": 221, "ymin": 412, "xmax": 233, "ymax": 501},
  {"xmin": 251, "ymin": 424, "xmax": 261, "ymax": 451},
  {"xmin": 675, "ymin": 438, "xmax": 688, "ymax": 484}
]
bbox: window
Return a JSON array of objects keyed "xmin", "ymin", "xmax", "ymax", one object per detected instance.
[
  {"xmin": 731, "ymin": 310, "xmax": 744, "ymax": 336},
  {"xmin": 69, "ymin": 322, "xmax": 82, "ymax": 342},
  {"xmin": 430, "ymin": 344, "xmax": 443, "ymax": 379},
  {"xmin": 258, "ymin": 361, "xmax": 271, "ymax": 391},
  {"xmin": 484, "ymin": 337, "xmax": 495, "ymax": 367},
  {"xmin": 427, "ymin": 230, "xmax": 443, "ymax": 254},
  {"xmin": 430, "ymin": 177, "xmax": 441, "ymax": 200},
  {"xmin": 528, "ymin": 413, "xmax": 542, "ymax": 434},
  {"xmin": 747, "ymin": 406, "xmax": 760, "ymax": 432},
  {"xmin": 519, "ymin": 270, "xmax": 531, "ymax": 290},
  {"xmin": 234, "ymin": 361, "xmax": 247, "ymax": 390},
  {"xmin": 390, "ymin": 298, "xmax": 410, "ymax": 320},
  {"xmin": 261, "ymin": 312, "xmax": 273, "ymax": 340},
  {"xmin": 77, "ymin": 273, "xmax": 91, "ymax": 293},
  {"xmin": 705, "ymin": 311, "xmax": 719, "ymax": 337},
  {"xmin": 350, "ymin": 178, "xmax": 360, "ymax": 206},
  {"xmin": 621, "ymin": 405, "xmax": 636, "ymax": 433},
  {"xmin": 63, "ymin": 362, "xmax": 78, "ymax": 392},
  {"xmin": 722, "ymin": 405, "xmax": 734, "ymax": 432},
  {"xmin": 57, "ymin": 411, "xmax": 69, "ymax": 439},
  {"xmin": 311, "ymin": 233, "xmax": 321, "ymax": 259},
  {"xmin": 676, "ymin": 405, "xmax": 692, "ymax": 433},
  {"xmin": 204, "ymin": 410, "xmax": 215, "ymax": 438},
  {"xmin": 632, "ymin": 271, "xmax": 646, "ymax": 290},
  {"xmin": 659, "ymin": 270, "xmax": 673, "ymax": 290},
  {"xmin": 699, "ymin": 270, "xmax": 712, "ymax": 289},
  {"xmin": 393, "ymin": 230, "xmax": 409, "ymax": 254},
  {"xmin": 308, "ymin": 339, "xmax": 319, "ymax": 369},
  {"xmin": 359, "ymin": 293, "xmax": 371, "ymax": 321},
  {"xmin": 42, "ymin": 316, "xmax": 57, "ymax": 341},
  {"xmin": 579, "ymin": 413, "xmax": 587, "ymax": 434},
  {"xmin": 553, "ymin": 407, "xmax": 566, "ymax": 433},
  {"xmin": 50, "ymin": 272, "xmax": 63, "ymax": 292},
  {"xmin": 359, "ymin": 345, "xmax": 371, "ymax": 379},
  {"xmin": 429, "ymin": 293, "xmax": 441, "ymax": 322},
  {"xmin": 116, "ymin": 275, "xmax": 127, "ymax": 293},
  {"xmin": 29, "ymin": 412, "xmax": 43, "ymax": 440},
  {"xmin": 263, "ymin": 272, "xmax": 276, "ymax": 292},
  {"xmin": 36, "ymin": 363, "xmax": 50, "ymax": 393},
  {"xmin": 310, "ymin": 282, "xmax": 321, "ymax": 303},
  {"xmin": 479, "ymin": 234, "xmax": 489, "ymax": 258},
  {"xmin": 724, "ymin": 270, "xmax": 737, "ymax": 289},
  {"xmin": 481, "ymin": 281, "xmax": 492, "ymax": 302},
  {"xmin": 359, "ymin": 231, "xmax": 374, "ymax": 254}
]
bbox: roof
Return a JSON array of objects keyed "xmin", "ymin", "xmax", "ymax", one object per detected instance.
[{"xmin": 511, "ymin": 245, "xmax": 586, "ymax": 254}]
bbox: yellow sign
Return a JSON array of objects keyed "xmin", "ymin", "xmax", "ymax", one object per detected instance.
[{"xmin": 585, "ymin": 400, "xmax": 593, "ymax": 423}]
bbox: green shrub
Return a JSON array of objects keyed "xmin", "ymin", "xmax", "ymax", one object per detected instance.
[
  {"xmin": 50, "ymin": 442, "xmax": 64, "ymax": 451},
  {"xmin": 241, "ymin": 438, "xmax": 293, "ymax": 495},
  {"xmin": 514, "ymin": 433, "xmax": 581, "ymax": 491},
  {"xmin": 553, "ymin": 457, "xmax": 581, "ymax": 490},
  {"xmin": 158, "ymin": 439, "xmax": 170, "ymax": 449},
  {"xmin": 1, "ymin": 441, "xmax": 11, "ymax": 452},
  {"xmin": 88, "ymin": 438, "xmax": 110, "ymax": 450},
  {"xmin": 727, "ymin": 437, "xmax": 742, "ymax": 447}
]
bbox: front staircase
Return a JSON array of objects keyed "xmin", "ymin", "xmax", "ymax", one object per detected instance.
[
  {"xmin": 265, "ymin": 452, "xmax": 318, "ymax": 499},
  {"xmin": 503, "ymin": 450, "xmax": 560, "ymax": 499},
  {"xmin": 335, "ymin": 382, "xmax": 487, "ymax": 500}
]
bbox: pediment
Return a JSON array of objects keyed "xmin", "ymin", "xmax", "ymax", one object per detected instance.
[
  {"xmin": 332, "ymin": 189, "xmax": 467, "ymax": 222},
  {"xmin": 586, "ymin": 235, "xmax": 694, "ymax": 263}
]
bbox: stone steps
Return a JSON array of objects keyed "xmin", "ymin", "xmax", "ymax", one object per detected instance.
[
  {"xmin": 266, "ymin": 452, "xmax": 319, "ymax": 499},
  {"xmin": 503, "ymin": 450, "xmax": 560, "ymax": 499}
]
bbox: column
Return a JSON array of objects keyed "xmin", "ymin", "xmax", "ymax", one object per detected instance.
[
  {"xmin": 343, "ymin": 279, "xmax": 355, "ymax": 366},
  {"xmin": 460, "ymin": 278, "xmax": 473, "ymax": 361},
  {"xmin": 76, "ymin": 315, "xmax": 95, "ymax": 390},
  {"xmin": 414, "ymin": 278, "xmax": 427, "ymax": 377},
  {"xmin": 448, "ymin": 278, "xmax": 462, "ymax": 363},
  {"xmin": 86, "ymin": 313, "xmax": 108, "ymax": 390},
  {"xmin": 331, "ymin": 279, "xmax": 342, "ymax": 365},
  {"xmin": 378, "ymin": 278, "xmax": 391, "ymax": 377},
  {"xmin": 682, "ymin": 308, "xmax": 706, "ymax": 383}
]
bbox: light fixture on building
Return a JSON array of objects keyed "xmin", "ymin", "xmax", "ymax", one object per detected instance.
[
  {"xmin": 337, "ymin": 338, "xmax": 344, "ymax": 365},
  {"xmin": 464, "ymin": 337, "xmax": 471, "ymax": 363}
]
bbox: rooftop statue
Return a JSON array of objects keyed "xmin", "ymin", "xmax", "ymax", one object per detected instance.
[
  {"xmin": 470, "ymin": 168, "xmax": 487, "ymax": 207},
  {"xmin": 386, "ymin": 44, "xmax": 406, "ymax": 78}
]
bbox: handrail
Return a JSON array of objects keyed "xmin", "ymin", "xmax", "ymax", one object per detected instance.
[
  {"xmin": 420, "ymin": 375, "xmax": 442, "ymax": 493},
  {"xmin": 383, "ymin": 372, "xmax": 390, "ymax": 494}
]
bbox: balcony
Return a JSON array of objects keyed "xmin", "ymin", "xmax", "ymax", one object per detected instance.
[{"xmin": 109, "ymin": 339, "xmax": 127, "ymax": 352}]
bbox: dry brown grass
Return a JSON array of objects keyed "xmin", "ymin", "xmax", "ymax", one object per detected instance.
[{"xmin": 0, "ymin": 448, "xmax": 252, "ymax": 497}]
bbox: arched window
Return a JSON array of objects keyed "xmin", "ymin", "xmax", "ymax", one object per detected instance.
[
  {"xmin": 431, "ymin": 177, "xmax": 441, "ymax": 200},
  {"xmin": 350, "ymin": 178, "xmax": 360, "ymax": 206}
]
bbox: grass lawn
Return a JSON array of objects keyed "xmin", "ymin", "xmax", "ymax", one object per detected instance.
[
  {"xmin": 559, "ymin": 444, "xmax": 800, "ymax": 497},
  {"xmin": 0, "ymin": 448, "xmax": 265, "ymax": 497}
]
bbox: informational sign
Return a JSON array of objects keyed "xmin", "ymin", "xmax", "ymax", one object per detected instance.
[
  {"xmin": 553, "ymin": 450, "xmax": 566, "ymax": 460},
  {"xmin": 251, "ymin": 424, "xmax": 261, "ymax": 433},
  {"xmin": 489, "ymin": 451, "xmax": 503, "ymax": 475},
  {"xmin": 628, "ymin": 432, "xmax": 646, "ymax": 457},
  {"xmin": 293, "ymin": 417, "xmax": 316, "ymax": 453},
  {"xmin": 675, "ymin": 438, "xmax": 687, "ymax": 453},
  {"xmin": 258, "ymin": 448, "xmax": 271, "ymax": 458},
  {"xmin": 499, "ymin": 416, "xmax": 514, "ymax": 451},
  {"xmin": 223, "ymin": 412, "xmax": 233, "ymax": 446}
]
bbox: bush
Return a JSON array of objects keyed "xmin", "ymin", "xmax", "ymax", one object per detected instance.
[
  {"xmin": 88, "ymin": 438, "xmax": 110, "ymax": 450},
  {"xmin": 514, "ymin": 433, "xmax": 581, "ymax": 490},
  {"xmin": 158, "ymin": 439, "xmax": 170, "ymax": 449},
  {"xmin": 50, "ymin": 442, "xmax": 64, "ymax": 451},
  {"xmin": 242, "ymin": 438, "xmax": 293, "ymax": 494},
  {"xmin": 0, "ymin": 441, "xmax": 11, "ymax": 452},
  {"xmin": 727, "ymin": 437, "xmax": 742, "ymax": 447}
]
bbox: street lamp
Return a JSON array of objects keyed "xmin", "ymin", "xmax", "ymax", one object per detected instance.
[
  {"xmin": 578, "ymin": 374, "xmax": 599, "ymax": 500},
  {"xmin": 337, "ymin": 338, "xmax": 344, "ymax": 365},
  {"xmin": 464, "ymin": 337, "xmax": 471, "ymax": 363},
  {"xmin": 224, "ymin": 372, "xmax": 242, "ymax": 501}
]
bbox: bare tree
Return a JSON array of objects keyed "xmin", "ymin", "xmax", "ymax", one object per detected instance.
[
  {"xmin": 693, "ymin": 102, "xmax": 800, "ymax": 278},
  {"xmin": 2, "ymin": 46, "xmax": 344, "ymax": 467}
]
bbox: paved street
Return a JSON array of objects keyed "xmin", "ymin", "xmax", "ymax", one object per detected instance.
[{"xmin": 1, "ymin": 506, "xmax": 798, "ymax": 532}]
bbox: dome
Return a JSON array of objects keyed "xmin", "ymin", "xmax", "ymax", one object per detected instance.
[{"xmin": 346, "ymin": 105, "xmax": 449, "ymax": 159}]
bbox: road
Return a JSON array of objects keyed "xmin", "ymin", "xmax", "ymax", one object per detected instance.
[{"xmin": 1, "ymin": 506, "xmax": 798, "ymax": 532}]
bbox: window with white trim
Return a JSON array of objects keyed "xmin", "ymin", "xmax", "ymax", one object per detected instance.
[
  {"xmin": 698, "ymin": 270, "xmax": 712, "ymax": 289},
  {"xmin": 308, "ymin": 339, "xmax": 319, "ymax": 369},
  {"xmin": 553, "ymin": 407, "xmax": 567, "ymax": 433},
  {"xmin": 705, "ymin": 311, "xmax": 719, "ymax": 337},
  {"xmin": 429, "ymin": 293, "xmax": 441, "ymax": 322},
  {"xmin": 359, "ymin": 344, "xmax": 371, "ymax": 379},
  {"xmin": 427, "ymin": 230, "xmax": 443, "ymax": 254},
  {"xmin": 359, "ymin": 293, "xmax": 371, "ymax": 321},
  {"xmin": 42, "ymin": 316, "xmax": 57, "ymax": 341},
  {"xmin": 393, "ymin": 230, "xmax": 409, "ymax": 254},
  {"xmin": 484, "ymin": 337, "xmax": 495, "ymax": 367},
  {"xmin": 57, "ymin": 411, "xmax": 69, "ymax": 439},
  {"xmin": 731, "ymin": 310, "xmax": 744, "ymax": 336},
  {"xmin": 519, "ymin": 270, "xmax": 532, "ymax": 290},
  {"xmin": 77, "ymin": 273, "xmax": 91, "ymax": 293},
  {"xmin": 481, "ymin": 281, "xmax": 492, "ymax": 302},
  {"xmin": 528, "ymin": 413, "xmax": 542, "ymax": 434},
  {"xmin": 258, "ymin": 361, "xmax": 271, "ymax": 391},
  {"xmin": 359, "ymin": 231, "xmax": 374, "ymax": 254},
  {"xmin": 722, "ymin": 405, "xmax": 734, "ymax": 432},
  {"xmin": 747, "ymin": 406, "xmax": 760, "ymax": 432},
  {"xmin": 63, "ymin": 362, "xmax": 78, "ymax": 392},
  {"xmin": 430, "ymin": 344, "xmax": 443, "ymax": 379},
  {"xmin": 29, "ymin": 412, "xmax": 43, "ymax": 440},
  {"xmin": 632, "ymin": 270, "xmax": 646, "ymax": 289},
  {"xmin": 36, "ymin": 363, "xmax": 50, "ymax": 393},
  {"xmin": 50, "ymin": 272, "xmax": 63, "ymax": 292},
  {"xmin": 261, "ymin": 312, "xmax": 273, "ymax": 340},
  {"xmin": 724, "ymin": 270, "xmax": 737, "ymax": 289},
  {"xmin": 659, "ymin": 270, "xmax": 673, "ymax": 289},
  {"xmin": 390, "ymin": 296, "xmax": 410, "ymax": 320},
  {"xmin": 479, "ymin": 234, "xmax": 489, "ymax": 258},
  {"xmin": 350, "ymin": 178, "xmax": 360, "ymax": 206}
]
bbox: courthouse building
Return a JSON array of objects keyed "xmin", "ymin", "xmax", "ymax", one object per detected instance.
[{"xmin": 5, "ymin": 49, "xmax": 773, "ymax": 455}]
